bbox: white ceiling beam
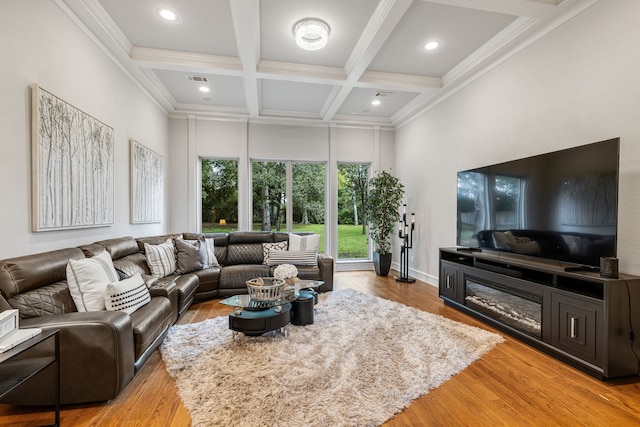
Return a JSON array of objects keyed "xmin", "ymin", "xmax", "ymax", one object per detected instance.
[
  {"xmin": 418, "ymin": 0, "xmax": 560, "ymax": 18},
  {"xmin": 230, "ymin": 0, "xmax": 260, "ymax": 117},
  {"xmin": 343, "ymin": 0, "xmax": 414, "ymax": 79},
  {"xmin": 322, "ymin": 0, "xmax": 414, "ymax": 121},
  {"xmin": 358, "ymin": 70, "xmax": 441, "ymax": 91},
  {"xmin": 443, "ymin": 16, "xmax": 538, "ymax": 87},
  {"xmin": 130, "ymin": 47, "xmax": 243, "ymax": 76},
  {"xmin": 257, "ymin": 61, "xmax": 347, "ymax": 84}
]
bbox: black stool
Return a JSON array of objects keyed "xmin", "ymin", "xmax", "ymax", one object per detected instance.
[
  {"xmin": 300, "ymin": 288, "xmax": 318, "ymax": 304},
  {"xmin": 291, "ymin": 293, "xmax": 314, "ymax": 326}
]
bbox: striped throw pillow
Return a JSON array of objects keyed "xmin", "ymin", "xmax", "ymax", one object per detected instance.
[
  {"xmin": 144, "ymin": 239, "xmax": 176, "ymax": 278},
  {"xmin": 105, "ymin": 273, "xmax": 151, "ymax": 314},
  {"xmin": 288, "ymin": 233, "xmax": 320, "ymax": 252},
  {"xmin": 267, "ymin": 249, "xmax": 317, "ymax": 266}
]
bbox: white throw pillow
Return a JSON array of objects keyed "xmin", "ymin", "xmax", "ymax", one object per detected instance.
[
  {"xmin": 105, "ymin": 273, "xmax": 151, "ymax": 314},
  {"xmin": 288, "ymin": 234, "xmax": 320, "ymax": 252},
  {"xmin": 267, "ymin": 249, "xmax": 317, "ymax": 266},
  {"xmin": 66, "ymin": 250, "xmax": 119, "ymax": 312},
  {"xmin": 144, "ymin": 239, "xmax": 177, "ymax": 278},
  {"xmin": 262, "ymin": 241, "xmax": 288, "ymax": 265},
  {"xmin": 204, "ymin": 237, "xmax": 220, "ymax": 267}
]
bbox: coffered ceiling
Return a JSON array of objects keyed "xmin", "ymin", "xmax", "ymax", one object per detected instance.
[{"xmin": 60, "ymin": 0, "xmax": 595, "ymax": 127}]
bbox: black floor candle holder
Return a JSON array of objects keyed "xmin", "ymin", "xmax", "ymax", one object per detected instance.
[{"xmin": 396, "ymin": 204, "xmax": 415, "ymax": 283}]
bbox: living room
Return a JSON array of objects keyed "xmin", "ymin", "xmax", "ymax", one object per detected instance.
[{"xmin": 2, "ymin": 0, "xmax": 640, "ymax": 425}]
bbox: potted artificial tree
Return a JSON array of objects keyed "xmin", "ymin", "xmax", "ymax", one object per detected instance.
[{"xmin": 366, "ymin": 170, "xmax": 405, "ymax": 276}]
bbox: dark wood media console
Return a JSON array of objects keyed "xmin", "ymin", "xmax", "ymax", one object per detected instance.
[{"xmin": 439, "ymin": 247, "xmax": 640, "ymax": 379}]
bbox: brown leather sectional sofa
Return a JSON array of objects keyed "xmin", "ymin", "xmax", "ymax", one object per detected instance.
[{"xmin": 0, "ymin": 231, "xmax": 333, "ymax": 406}]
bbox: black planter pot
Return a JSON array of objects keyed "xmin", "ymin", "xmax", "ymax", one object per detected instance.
[{"xmin": 373, "ymin": 252, "xmax": 392, "ymax": 276}]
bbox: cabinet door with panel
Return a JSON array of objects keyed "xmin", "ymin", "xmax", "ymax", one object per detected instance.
[
  {"xmin": 550, "ymin": 292, "xmax": 604, "ymax": 368},
  {"xmin": 440, "ymin": 261, "xmax": 463, "ymax": 303}
]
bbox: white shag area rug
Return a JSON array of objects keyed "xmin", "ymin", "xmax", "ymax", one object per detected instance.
[{"xmin": 160, "ymin": 289, "xmax": 503, "ymax": 427}]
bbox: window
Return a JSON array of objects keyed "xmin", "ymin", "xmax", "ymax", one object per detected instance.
[
  {"xmin": 292, "ymin": 162, "xmax": 325, "ymax": 253},
  {"xmin": 201, "ymin": 159, "xmax": 238, "ymax": 232},
  {"xmin": 251, "ymin": 161, "xmax": 286, "ymax": 231},
  {"xmin": 337, "ymin": 164, "xmax": 370, "ymax": 259},
  {"xmin": 251, "ymin": 160, "xmax": 326, "ymax": 253}
]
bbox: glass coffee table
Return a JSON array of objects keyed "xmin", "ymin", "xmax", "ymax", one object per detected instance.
[{"xmin": 220, "ymin": 280, "xmax": 323, "ymax": 337}]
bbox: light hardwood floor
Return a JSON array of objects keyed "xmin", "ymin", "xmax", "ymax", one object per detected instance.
[{"xmin": 1, "ymin": 270, "xmax": 640, "ymax": 426}]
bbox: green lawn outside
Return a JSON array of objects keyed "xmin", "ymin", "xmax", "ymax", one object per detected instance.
[{"xmin": 201, "ymin": 223, "xmax": 369, "ymax": 259}]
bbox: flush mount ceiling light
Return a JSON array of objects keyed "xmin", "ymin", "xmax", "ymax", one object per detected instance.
[
  {"xmin": 199, "ymin": 86, "xmax": 210, "ymax": 93},
  {"xmin": 157, "ymin": 8, "xmax": 178, "ymax": 21},
  {"xmin": 293, "ymin": 18, "xmax": 330, "ymax": 51}
]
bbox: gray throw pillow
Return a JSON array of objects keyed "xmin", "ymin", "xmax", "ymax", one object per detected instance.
[{"xmin": 175, "ymin": 239, "xmax": 207, "ymax": 274}]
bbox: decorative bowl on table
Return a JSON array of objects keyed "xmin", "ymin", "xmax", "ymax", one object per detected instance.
[{"xmin": 245, "ymin": 277, "xmax": 285, "ymax": 302}]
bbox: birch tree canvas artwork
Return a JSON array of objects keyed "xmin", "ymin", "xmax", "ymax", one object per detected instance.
[
  {"xmin": 130, "ymin": 140, "xmax": 163, "ymax": 223},
  {"xmin": 32, "ymin": 84, "xmax": 114, "ymax": 231}
]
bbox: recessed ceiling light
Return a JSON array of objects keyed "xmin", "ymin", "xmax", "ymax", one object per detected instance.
[
  {"xmin": 371, "ymin": 100, "xmax": 381, "ymax": 106},
  {"xmin": 199, "ymin": 86, "xmax": 210, "ymax": 93},
  {"xmin": 424, "ymin": 40, "xmax": 440, "ymax": 51},
  {"xmin": 157, "ymin": 8, "xmax": 178, "ymax": 22}
]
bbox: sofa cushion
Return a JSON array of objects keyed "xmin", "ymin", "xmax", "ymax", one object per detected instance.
[
  {"xmin": 129, "ymin": 296, "xmax": 173, "ymax": 361},
  {"xmin": 8, "ymin": 282, "xmax": 77, "ymax": 319},
  {"xmin": 226, "ymin": 243, "xmax": 264, "ymax": 265},
  {"xmin": 112, "ymin": 252, "xmax": 151, "ymax": 280},
  {"xmin": 105, "ymin": 273, "xmax": 151, "ymax": 314},
  {"xmin": 136, "ymin": 234, "xmax": 183, "ymax": 253},
  {"xmin": 192, "ymin": 267, "xmax": 220, "ymax": 297},
  {"xmin": 262, "ymin": 241, "xmax": 288, "ymax": 264},
  {"xmin": 66, "ymin": 251, "xmax": 120, "ymax": 312},
  {"xmin": 78, "ymin": 243, "xmax": 107, "ymax": 258},
  {"xmin": 175, "ymin": 239, "xmax": 207, "ymax": 274},
  {"xmin": 218, "ymin": 264, "xmax": 270, "ymax": 289},
  {"xmin": 0, "ymin": 248, "xmax": 85, "ymax": 298},
  {"xmin": 158, "ymin": 273, "xmax": 199, "ymax": 315},
  {"xmin": 144, "ymin": 240, "xmax": 177, "ymax": 278},
  {"xmin": 277, "ymin": 264, "xmax": 321, "ymax": 281},
  {"xmin": 95, "ymin": 236, "xmax": 140, "ymax": 260},
  {"xmin": 267, "ymin": 249, "xmax": 317, "ymax": 266}
]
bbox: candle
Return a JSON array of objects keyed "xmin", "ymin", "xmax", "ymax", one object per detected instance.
[
  {"xmin": 403, "ymin": 204, "xmax": 406, "ymax": 214},
  {"xmin": 411, "ymin": 213, "xmax": 415, "ymax": 224}
]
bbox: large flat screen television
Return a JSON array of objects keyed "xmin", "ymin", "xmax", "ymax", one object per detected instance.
[{"xmin": 457, "ymin": 138, "xmax": 619, "ymax": 268}]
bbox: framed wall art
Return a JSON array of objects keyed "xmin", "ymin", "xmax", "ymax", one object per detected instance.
[
  {"xmin": 130, "ymin": 139, "xmax": 163, "ymax": 223},
  {"xmin": 31, "ymin": 84, "xmax": 114, "ymax": 231}
]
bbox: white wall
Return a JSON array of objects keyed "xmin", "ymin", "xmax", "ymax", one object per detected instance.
[
  {"xmin": 0, "ymin": 1, "xmax": 168, "ymax": 259},
  {"xmin": 396, "ymin": 0, "xmax": 640, "ymax": 282}
]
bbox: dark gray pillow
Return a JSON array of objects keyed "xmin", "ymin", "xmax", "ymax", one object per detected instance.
[{"xmin": 175, "ymin": 239, "xmax": 207, "ymax": 274}]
